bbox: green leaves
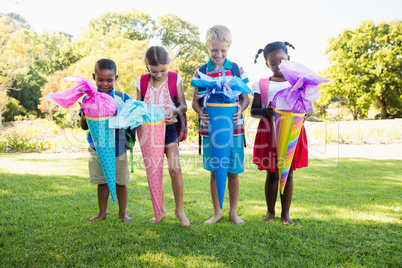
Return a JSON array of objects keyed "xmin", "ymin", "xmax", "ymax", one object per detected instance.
[
  {"xmin": 321, "ymin": 20, "xmax": 402, "ymax": 119},
  {"xmin": 2, "ymin": 9, "xmax": 209, "ymax": 122}
]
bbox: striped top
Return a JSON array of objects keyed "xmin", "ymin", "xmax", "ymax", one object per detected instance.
[{"xmin": 191, "ymin": 59, "xmax": 249, "ymax": 136}]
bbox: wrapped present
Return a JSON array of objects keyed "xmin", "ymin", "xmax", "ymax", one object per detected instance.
[
  {"xmin": 196, "ymin": 71, "xmax": 252, "ymax": 209},
  {"xmin": 135, "ymin": 104, "xmax": 166, "ymax": 223},
  {"xmin": 272, "ymin": 61, "xmax": 331, "ymax": 194},
  {"xmin": 47, "ymin": 76, "xmax": 118, "ymax": 203}
]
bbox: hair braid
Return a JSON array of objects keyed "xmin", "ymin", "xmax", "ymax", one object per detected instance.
[
  {"xmin": 284, "ymin": 41, "xmax": 296, "ymax": 50},
  {"xmin": 254, "ymin": 48, "xmax": 264, "ymax": 64}
]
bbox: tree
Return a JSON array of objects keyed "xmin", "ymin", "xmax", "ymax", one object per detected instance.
[
  {"xmin": 38, "ymin": 32, "xmax": 150, "ymax": 117},
  {"xmin": 75, "ymin": 9, "xmax": 154, "ymax": 56},
  {"xmin": 87, "ymin": 9, "xmax": 155, "ymax": 41},
  {"xmin": 156, "ymin": 14, "xmax": 208, "ymax": 97},
  {"xmin": 69, "ymin": 35, "xmax": 149, "ymax": 96},
  {"xmin": 8, "ymin": 30, "xmax": 80, "ymax": 118},
  {"xmin": 0, "ymin": 13, "xmax": 32, "ymax": 124},
  {"xmin": 38, "ymin": 69, "xmax": 73, "ymax": 121},
  {"xmin": 322, "ymin": 20, "xmax": 402, "ymax": 119}
]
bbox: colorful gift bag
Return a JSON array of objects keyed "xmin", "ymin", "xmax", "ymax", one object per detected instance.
[
  {"xmin": 273, "ymin": 108, "xmax": 304, "ymax": 194},
  {"xmin": 137, "ymin": 119, "xmax": 166, "ymax": 223},
  {"xmin": 271, "ymin": 61, "xmax": 331, "ymax": 194},
  {"xmin": 194, "ymin": 69, "xmax": 252, "ymax": 209},
  {"xmin": 47, "ymin": 76, "xmax": 119, "ymax": 203},
  {"xmin": 205, "ymin": 101, "xmax": 238, "ymax": 209}
]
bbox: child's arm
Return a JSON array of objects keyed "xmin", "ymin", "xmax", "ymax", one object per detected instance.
[
  {"xmin": 174, "ymin": 81, "xmax": 187, "ymax": 115},
  {"xmin": 250, "ymin": 94, "xmax": 273, "ymax": 118},
  {"xmin": 166, "ymin": 81, "xmax": 187, "ymax": 124},
  {"xmin": 233, "ymin": 93, "xmax": 249, "ymax": 125},
  {"xmin": 136, "ymin": 87, "xmax": 142, "ymax": 101},
  {"xmin": 79, "ymin": 102, "xmax": 88, "ymax": 130},
  {"xmin": 191, "ymin": 87, "xmax": 210, "ymax": 125}
]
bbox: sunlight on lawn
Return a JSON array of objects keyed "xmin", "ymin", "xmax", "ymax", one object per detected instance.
[
  {"xmin": 293, "ymin": 205, "xmax": 399, "ymax": 224},
  {"xmin": 136, "ymin": 252, "xmax": 221, "ymax": 267},
  {"xmin": 0, "ymin": 189, "xmax": 12, "ymax": 196},
  {"xmin": 0, "ymin": 153, "xmax": 401, "ymax": 267},
  {"xmin": 0, "ymin": 153, "xmax": 88, "ymax": 177}
]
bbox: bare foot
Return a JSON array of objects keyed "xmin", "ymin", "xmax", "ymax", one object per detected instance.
[
  {"xmin": 148, "ymin": 210, "xmax": 166, "ymax": 224},
  {"xmin": 175, "ymin": 210, "xmax": 190, "ymax": 227},
  {"xmin": 263, "ymin": 212, "xmax": 275, "ymax": 222},
  {"xmin": 203, "ymin": 213, "xmax": 222, "ymax": 225},
  {"xmin": 88, "ymin": 214, "xmax": 106, "ymax": 221},
  {"xmin": 119, "ymin": 213, "xmax": 132, "ymax": 222},
  {"xmin": 281, "ymin": 213, "xmax": 293, "ymax": 225},
  {"xmin": 229, "ymin": 214, "xmax": 245, "ymax": 225}
]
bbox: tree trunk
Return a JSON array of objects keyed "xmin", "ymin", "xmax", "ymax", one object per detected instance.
[
  {"xmin": 0, "ymin": 105, "xmax": 2, "ymax": 127},
  {"xmin": 376, "ymin": 97, "xmax": 388, "ymax": 119},
  {"xmin": 350, "ymin": 106, "xmax": 358, "ymax": 120}
]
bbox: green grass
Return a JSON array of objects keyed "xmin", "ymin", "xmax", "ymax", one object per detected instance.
[{"xmin": 0, "ymin": 153, "xmax": 401, "ymax": 267}]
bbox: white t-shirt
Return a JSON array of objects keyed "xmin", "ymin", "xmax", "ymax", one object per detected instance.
[{"xmin": 252, "ymin": 80, "xmax": 291, "ymax": 104}]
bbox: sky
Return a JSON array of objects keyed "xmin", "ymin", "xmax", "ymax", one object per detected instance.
[{"xmin": 2, "ymin": 0, "xmax": 402, "ymax": 85}]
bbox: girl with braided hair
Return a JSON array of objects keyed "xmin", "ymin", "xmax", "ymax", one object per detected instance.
[{"xmin": 251, "ymin": 41, "xmax": 311, "ymax": 225}]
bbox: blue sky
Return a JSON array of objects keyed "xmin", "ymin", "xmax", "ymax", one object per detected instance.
[{"xmin": 2, "ymin": 0, "xmax": 401, "ymax": 84}]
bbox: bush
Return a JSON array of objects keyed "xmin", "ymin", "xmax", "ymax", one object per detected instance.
[
  {"xmin": 0, "ymin": 119, "xmax": 86, "ymax": 153},
  {"xmin": 2, "ymin": 97, "xmax": 27, "ymax": 122}
]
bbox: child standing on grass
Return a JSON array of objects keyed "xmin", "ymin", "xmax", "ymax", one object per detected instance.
[
  {"xmin": 251, "ymin": 42, "xmax": 312, "ymax": 225},
  {"xmin": 135, "ymin": 46, "xmax": 190, "ymax": 227},
  {"xmin": 191, "ymin": 25, "xmax": 249, "ymax": 225},
  {"xmin": 80, "ymin": 59, "xmax": 133, "ymax": 222}
]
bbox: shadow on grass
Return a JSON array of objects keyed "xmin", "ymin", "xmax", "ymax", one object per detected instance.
[{"xmin": 0, "ymin": 156, "xmax": 401, "ymax": 267}]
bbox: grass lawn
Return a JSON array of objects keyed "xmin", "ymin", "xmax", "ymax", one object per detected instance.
[{"xmin": 0, "ymin": 153, "xmax": 401, "ymax": 267}]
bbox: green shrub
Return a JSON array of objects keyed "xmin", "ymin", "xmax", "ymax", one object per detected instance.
[
  {"xmin": 0, "ymin": 141, "xmax": 7, "ymax": 153},
  {"xmin": 186, "ymin": 107, "xmax": 199, "ymax": 143},
  {"xmin": 3, "ymin": 97, "xmax": 27, "ymax": 122},
  {"xmin": 4, "ymin": 129, "xmax": 21, "ymax": 149},
  {"xmin": 33, "ymin": 140, "xmax": 48, "ymax": 153}
]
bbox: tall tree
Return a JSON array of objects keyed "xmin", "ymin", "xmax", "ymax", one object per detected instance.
[
  {"xmin": 75, "ymin": 9, "xmax": 154, "ymax": 56},
  {"xmin": 38, "ymin": 33, "xmax": 149, "ymax": 118},
  {"xmin": 9, "ymin": 30, "xmax": 80, "ymax": 117},
  {"xmin": 0, "ymin": 13, "xmax": 32, "ymax": 124},
  {"xmin": 322, "ymin": 20, "xmax": 402, "ymax": 119},
  {"xmin": 38, "ymin": 69, "xmax": 73, "ymax": 121},
  {"xmin": 87, "ymin": 9, "xmax": 155, "ymax": 41},
  {"xmin": 156, "ymin": 14, "xmax": 208, "ymax": 97}
]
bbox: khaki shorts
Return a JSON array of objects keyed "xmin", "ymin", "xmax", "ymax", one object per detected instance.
[{"xmin": 88, "ymin": 147, "xmax": 130, "ymax": 185}]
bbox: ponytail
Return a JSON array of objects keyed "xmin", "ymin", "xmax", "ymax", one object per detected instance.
[
  {"xmin": 284, "ymin": 41, "xmax": 296, "ymax": 51},
  {"xmin": 254, "ymin": 48, "xmax": 263, "ymax": 64}
]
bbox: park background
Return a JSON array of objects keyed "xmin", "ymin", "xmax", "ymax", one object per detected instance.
[{"xmin": 1, "ymin": 0, "xmax": 402, "ymax": 267}]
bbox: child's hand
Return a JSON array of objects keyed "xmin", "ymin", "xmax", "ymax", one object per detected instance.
[
  {"xmin": 233, "ymin": 104, "xmax": 242, "ymax": 125},
  {"xmin": 304, "ymin": 110, "xmax": 312, "ymax": 122},
  {"xmin": 200, "ymin": 107, "xmax": 210, "ymax": 126},
  {"xmin": 165, "ymin": 109, "xmax": 174, "ymax": 124},
  {"xmin": 79, "ymin": 102, "xmax": 85, "ymax": 117},
  {"xmin": 266, "ymin": 101, "xmax": 274, "ymax": 117},
  {"xmin": 79, "ymin": 102, "xmax": 89, "ymax": 130}
]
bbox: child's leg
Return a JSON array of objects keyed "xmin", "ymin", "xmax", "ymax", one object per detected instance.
[
  {"xmin": 165, "ymin": 144, "xmax": 189, "ymax": 227},
  {"xmin": 88, "ymin": 184, "xmax": 109, "ymax": 221},
  {"xmin": 148, "ymin": 188, "xmax": 166, "ymax": 223},
  {"xmin": 227, "ymin": 172, "xmax": 245, "ymax": 225},
  {"xmin": 203, "ymin": 171, "xmax": 223, "ymax": 225},
  {"xmin": 116, "ymin": 184, "xmax": 132, "ymax": 222},
  {"xmin": 264, "ymin": 171, "xmax": 278, "ymax": 222},
  {"xmin": 280, "ymin": 170, "xmax": 294, "ymax": 225}
]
